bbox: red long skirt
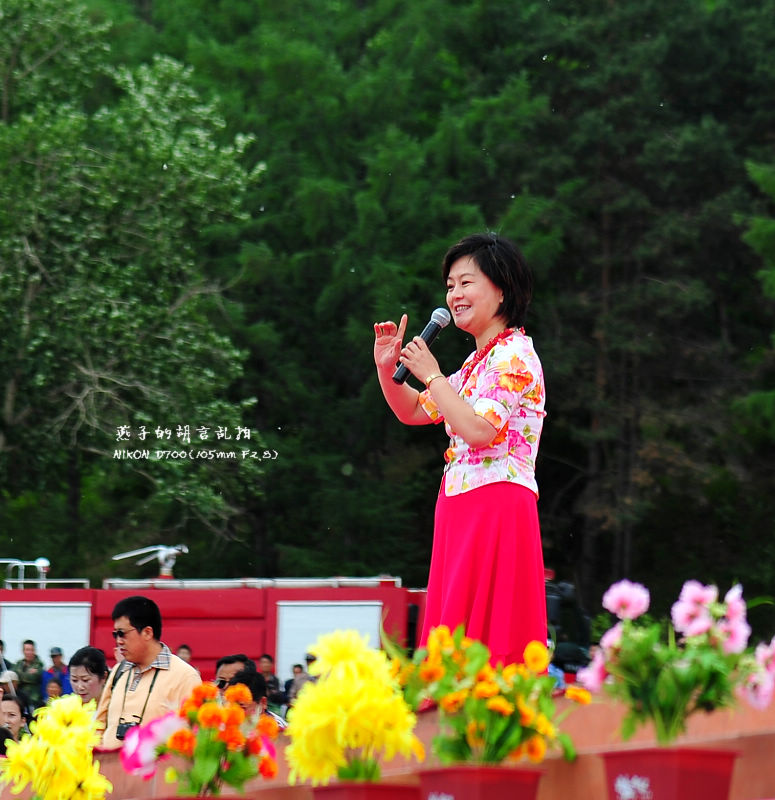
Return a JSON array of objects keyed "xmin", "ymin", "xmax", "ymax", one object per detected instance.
[{"xmin": 419, "ymin": 479, "xmax": 547, "ymax": 666}]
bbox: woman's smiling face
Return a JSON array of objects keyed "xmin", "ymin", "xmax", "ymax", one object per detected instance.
[{"xmin": 446, "ymin": 256, "xmax": 505, "ymax": 343}]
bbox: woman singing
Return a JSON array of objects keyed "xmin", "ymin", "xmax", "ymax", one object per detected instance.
[{"xmin": 374, "ymin": 232, "xmax": 547, "ymax": 665}]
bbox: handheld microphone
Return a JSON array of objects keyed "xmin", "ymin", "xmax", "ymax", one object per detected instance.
[{"xmin": 392, "ymin": 307, "xmax": 451, "ymax": 384}]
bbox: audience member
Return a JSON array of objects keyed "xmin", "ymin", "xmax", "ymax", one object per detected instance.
[
  {"xmin": 285, "ymin": 655, "xmax": 315, "ymax": 710},
  {"xmin": 13, "ymin": 640, "xmax": 44, "ymax": 708},
  {"xmin": 95, "ymin": 595, "xmax": 201, "ymax": 749},
  {"xmin": 0, "ymin": 689, "xmax": 13, "ymax": 756},
  {"xmin": 0, "ymin": 640, "xmax": 13, "ymax": 674},
  {"xmin": 69, "ymin": 647, "xmax": 109, "ymax": 706},
  {"xmin": 0, "ymin": 670, "xmax": 34, "ymax": 720},
  {"xmin": 214, "ymin": 654, "xmax": 256, "ymax": 691},
  {"xmin": 1, "ymin": 694, "xmax": 29, "ymax": 741},
  {"xmin": 227, "ymin": 668, "xmax": 287, "ymax": 729},
  {"xmin": 45, "ymin": 677, "xmax": 63, "ymax": 699},
  {"xmin": 176, "ymin": 644, "xmax": 200, "ymax": 675},
  {"xmin": 258, "ymin": 653, "xmax": 285, "ymax": 711},
  {"xmin": 43, "ymin": 646, "xmax": 72, "ymax": 700}
]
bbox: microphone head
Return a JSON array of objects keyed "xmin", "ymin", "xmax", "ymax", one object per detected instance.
[{"xmin": 430, "ymin": 307, "xmax": 451, "ymax": 328}]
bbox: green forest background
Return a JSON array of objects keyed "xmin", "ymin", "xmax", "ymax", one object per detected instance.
[{"xmin": 1, "ymin": 0, "xmax": 775, "ymax": 628}]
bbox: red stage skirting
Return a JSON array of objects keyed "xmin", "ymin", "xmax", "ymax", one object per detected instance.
[{"xmin": 4, "ymin": 698, "xmax": 775, "ymax": 800}]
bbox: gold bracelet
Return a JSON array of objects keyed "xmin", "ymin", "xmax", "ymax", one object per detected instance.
[{"xmin": 424, "ymin": 373, "xmax": 444, "ymax": 388}]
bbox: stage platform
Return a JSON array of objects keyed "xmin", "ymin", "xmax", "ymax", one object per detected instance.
[{"xmin": 4, "ymin": 698, "xmax": 775, "ymax": 800}]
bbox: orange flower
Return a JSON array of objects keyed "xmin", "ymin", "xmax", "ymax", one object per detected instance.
[
  {"xmin": 517, "ymin": 698, "xmax": 535, "ymax": 726},
  {"xmin": 258, "ymin": 756, "xmax": 278, "ymax": 778},
  {"xmin": 246, "ymin": 732, "xmax": 263, "ymax": 755},
  {"xmin": 507, "ymin": 743, "xmax": 525, "ymax": 761},
  {"xmin": 217, "ymin": 725, "xmax": 246, "ymax": 751},
  {"xmin": 439, "ymin": 689, "xmax": 468, "ymax": 714},
  {"xmin": 486, "ymin": 696, "xmax": 515, "ymax": 716},
  {"xmin": 198, "ymin": 702, "xmax": 226, "ymax": 728},
  {"xmin": 476, "ymin": 664, "xmax": 496, "ymax": 682},
  {"xmin": 465, "ymin": 720, "xmax": 485, "ymax": 749},
  {"xmin": 190, "ymin": 683, "xmax": 219, "ymax": 705},
  {"xmin": 565, "ymin": 685, "xmax": 592, "ymax": 705},
  {"xmin": 472, "ymin": 680, "xmax": 499, "ymax": 699},
  {"xmin": 223, "ymin": 704, "xmax": 246, "ymax": 727},
  {"xmin": 523, "ymin": 641, "xmax": 549, "ymax": 673},
  {"xmin": 224, "ymin": 684, "xmax": 252, "ymax": 706},
  {"xmin": 256, "ymin": 713, "xmax": 280, "ymax": 739},
  {"xmin": 167, "ymin": 728, "xmax": 196, "ymax": 758},
  {"xmin": 502, "ymin": 663, "xmax": 519, "ymax": 684},
  {"xmin": 525, "ymin": 735, "xmax": 547, "ymax": 763},
  {"xmin": 179, "ymin": 699, "xmax": 199, "ymax": 718},
  {"xmin": 419, "ymin": 656, "xmax": 444, "ymax": 683},
  {"xmin": 443, "ymin": 447, "xmax": 456, "ymax": 464}
]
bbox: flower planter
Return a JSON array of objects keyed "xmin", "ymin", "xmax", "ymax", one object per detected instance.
[
  {"xmin": 418, "ymin": 764, "xmax": 543, "ymax": 800},
  {"xmin": 312, "ymin": 782, "xmax": 420, "ymax": 800},
  {"xmin": 601, "ymin": 747, "xmax": 739, "ymax": 800}
]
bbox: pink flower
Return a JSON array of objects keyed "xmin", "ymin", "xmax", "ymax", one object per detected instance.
[
  {"xmin": 120, "ymin": 712, "xmax": 186, "ymax": 779},
  {"xmin": 671, "ymin": 600, "xmax": 713, "ymax": 637},
  {"xmin": 740, "ymin": 669, "xmax": 775, "ymax": 711},
  {"xmin": 723, "ymin": 584, "xmax": 747, "ymax": 623},
  {"xmin": 677, "ymin": 580, "xmax": 718, "ymax": 608},
  {"xmin": 600, "ymin": 623, "xmax": 623, "ymax": 653},
  {"xmin": 755, "ymin": 637, "xmax": 775, "ymax": 674},
  {"xmin": 577, "ymin": 651, "xmax": 608, "ymax": 693},
  {"xmin": 717, "ymin": 618, "xmax": 752, "ymax": 654},
  {"xmin": 602, "ymin": 580, "xmax": 650, "ymax": 620}
]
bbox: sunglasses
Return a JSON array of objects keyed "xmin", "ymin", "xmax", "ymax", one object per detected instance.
[{"xmin": 111, "ymin": 628, "xmax": 137, "ymax": 640}]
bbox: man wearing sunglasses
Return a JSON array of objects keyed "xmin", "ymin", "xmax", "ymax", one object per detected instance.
[{"xmin": 95, "ymin": 595, "xmax": 201, "ymax": 749}]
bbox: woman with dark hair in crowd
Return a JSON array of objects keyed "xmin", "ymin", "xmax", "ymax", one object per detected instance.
[
  {"xmin": 69, "ymin": 646, "xmax": 108, "ymax": 706},
  {"xmin": 374, "ymin": 232, "xmax": 547, "ymax": 665},
  {"xmin": 1, "ymin": 694, "xmax": 29, "ymax": 743}
]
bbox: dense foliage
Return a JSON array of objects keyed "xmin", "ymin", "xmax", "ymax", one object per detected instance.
[{"xmin": 1, "ymin": 0, "xmax": 774, "ymax": 625}]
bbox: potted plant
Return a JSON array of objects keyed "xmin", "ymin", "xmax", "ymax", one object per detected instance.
[
  {"xmin": 120, "ymin": 681, "xmax": 279, "ymax": 795},
  {"xmin": 284, "ymin": 629, "xmax": 425, "ymax": 799},
  {"xmin": 393, "ymin": 624, "xmax": 590, "ymax": 800},
  {"xmin": 577, "ymin": 579, "xmax": 775, "ymax": 800},
  {"xmin": 0, "ymin": 694, "xmax": 113, "ymax": 800}
]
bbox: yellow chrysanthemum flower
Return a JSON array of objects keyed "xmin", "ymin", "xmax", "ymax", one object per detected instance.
[
  {"xmin": 0, "ymin": 695, "xmax": 112, "ymax": 800},
  {"xmin": 285, "ymin": 644, "xmax": 421, "ymax": 785},
  {"xmin": 523, "ymin": 641, "xmax": 550, "ymax": 673},
  {"xmin": 308, "ymin": 630, "xmax": 392, "ymax": 684}
]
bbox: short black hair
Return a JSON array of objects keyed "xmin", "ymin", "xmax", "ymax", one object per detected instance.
[
  {"xmin": 23, "ymin": 639, "xmax": 35, "ymax": 647},
  {"xmin": 47, "ymin": 677, "xmax": 63, "ymax": 688},
  {"xmin": 111, "ymin": 595, "xmax": 162, "ymax": 640},
  {"xmin": 1, "ymin": 695, "xmax": 27, "ymax": 721},
  {"xmin": 442, "ymin": 232, "xmax": 533, "ymax": 328},
  {"xmin": 215, "ymin": 653, "xmax": 256, "ymax": 672},
  {"xmin": 228, "ymin": 668, "xmax": 267, "ymax": 702},
  {"xmin": 69, "ymin": 646, "xmax": 108, "ymax": 678}
]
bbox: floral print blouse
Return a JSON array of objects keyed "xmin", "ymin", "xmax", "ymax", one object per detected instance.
[{"xmin": 418, "ymin": 330, "xmax": 546, "ymax": 497}]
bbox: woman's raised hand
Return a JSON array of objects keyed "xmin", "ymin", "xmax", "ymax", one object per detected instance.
[{"xmin": 373, "ymin": 314, "xmax": 408, "ymax": 371}]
